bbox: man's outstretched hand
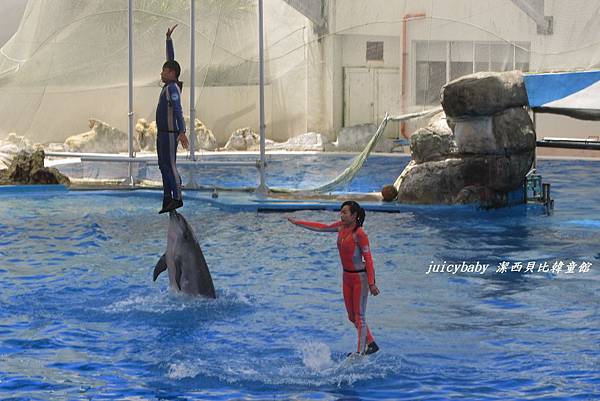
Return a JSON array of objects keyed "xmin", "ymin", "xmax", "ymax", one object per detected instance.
[{"xmin": 166, "ymin": 25, "xmax": 178, "ymax": 38}]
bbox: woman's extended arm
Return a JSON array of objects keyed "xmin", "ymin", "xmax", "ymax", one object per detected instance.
[{"xmin": 287, "ymin": 217, "xmax": 341, "ymax": 232}]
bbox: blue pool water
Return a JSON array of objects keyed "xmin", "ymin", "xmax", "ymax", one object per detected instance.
[{"xmin": 1, "ymin": 158, "xmax": 599, "ymax": 400}]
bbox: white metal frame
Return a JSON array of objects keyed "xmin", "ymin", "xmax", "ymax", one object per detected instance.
[{"xmin": 68, "ymin": 0, "xmax": 268, "ymax": 191}]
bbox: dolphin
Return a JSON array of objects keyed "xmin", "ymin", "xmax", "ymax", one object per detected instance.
[{"xmin": 153, "ymin": 210, "xmax": 216, "ymax": 298}]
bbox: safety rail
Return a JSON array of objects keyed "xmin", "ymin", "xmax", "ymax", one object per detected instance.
[{"xmin": 536, "ymin": 136, "xmax": 600, "ymax": 150}]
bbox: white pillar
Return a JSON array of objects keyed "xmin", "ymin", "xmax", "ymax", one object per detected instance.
[
  {"xmin": 189, "ymin": 0, "xmax": 197, "ymax": 160},
  {"xmin": 257, "ymin": 0, "xmax": 268, "ymax": 194},
  {"xmin": 127, "ymin": 0, "xmax": 134, "ymax": 185}
]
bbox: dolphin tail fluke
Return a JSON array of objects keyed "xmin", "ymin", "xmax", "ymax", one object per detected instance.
[{"xmin": 153, "ymin": 254, "xmax": 168, "ymax": 281}]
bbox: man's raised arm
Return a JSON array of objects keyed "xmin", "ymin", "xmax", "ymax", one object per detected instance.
[{"xmin": 166, "ymin": 24, "xmax": 177, "ymax": 61}]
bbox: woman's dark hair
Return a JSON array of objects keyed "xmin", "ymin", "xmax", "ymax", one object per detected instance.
[
  {"xmin": 341, "ymin": 200, "xmax": 365, "ymax": 231},
  {"xmin": 163, "ymin": 60, "xmax": 183, "ymax": 90}
]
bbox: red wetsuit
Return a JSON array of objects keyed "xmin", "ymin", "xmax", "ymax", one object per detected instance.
[{"xmin": 294, "ymin": 220, "xmax": 376, "ymax": 353}]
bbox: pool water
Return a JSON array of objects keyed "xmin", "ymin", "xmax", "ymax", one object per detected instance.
[{"xmin": 0, "ymin": 158, "xmax": 599, "ymax": 400}]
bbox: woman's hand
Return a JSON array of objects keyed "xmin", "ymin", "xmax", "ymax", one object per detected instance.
[
  {"xmin": 285, "ymin": 215, "xmax": 297, "ymax": 224},
  {"xmin": 369, "ymin": 283, "xmax": 380, "ymax": 296},
  {"xmin": 166, "ymin": 24, "xmax": 178, "ymax": 38}
]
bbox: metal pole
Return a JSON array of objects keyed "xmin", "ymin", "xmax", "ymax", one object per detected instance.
[
  {"xmin": 532, "ymin": 111, "xmax": 537, "ymax": 170},
  {"xmin": 189, "ymin": 0, "xmax": 197, "ymax": 160},
  {"xmin": 127, "ymin": 0, "xmax": 135, "ymax": 185},
  {"xmin": 257, "ymin": 0, "xmax": 268, "ymax": 194}
]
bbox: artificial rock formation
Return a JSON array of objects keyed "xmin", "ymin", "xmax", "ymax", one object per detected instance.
[
  {"xmin": 395, "ymin": 71, "xmax": 535, "ymax": 207},
  {"xmin": 64, "ymin": 117, "xmax": 217, "ymax": 153},
  {"xmin": 440, "ymin": 70, "xmax": 528, "ymax": 117},
  {"xmin": 187, "ymin": 117, "xmax": 218, "ymax": 151},
  {"xmin": 136, "ymin": 118, "xmax": 155, "ymax": 151},
  {"xmin": 223, "ymin": 127, "xmax": 259, "ymax": 151},
  {"xmin": 0, "ymin": 148, "xmax": 70, "ymax": 185},
  {"xmin": 65, "ymin": 119, "xmax": 140, "ymax": 153},
  {"xmin": 0, "ymin": 133, "xmax": 34, "ymax": 170}
]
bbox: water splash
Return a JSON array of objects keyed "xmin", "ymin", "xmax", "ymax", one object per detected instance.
[
  {"xmin": 298, "ymin": 341, "xmax": 335, "ymax": 371},
  {"xmin": 167, "ymin": 362, "xmax": 201, "ymax": 380}
]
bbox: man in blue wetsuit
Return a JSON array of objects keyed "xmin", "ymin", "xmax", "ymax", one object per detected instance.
[{"xmin": 157, "ymin": 24, "xmax": 189, "ymax": 214}]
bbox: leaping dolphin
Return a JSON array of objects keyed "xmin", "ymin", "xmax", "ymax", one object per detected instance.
[{"xmin": 153, "ymin": 210, "xmax": 216, "ymax": 298}]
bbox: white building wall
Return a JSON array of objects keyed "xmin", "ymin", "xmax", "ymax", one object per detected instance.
[
  {"xmin": 341, "ymin": 35, "xmax": 400, "ymax": 68},
  {"xmin": 312, "ymin": 0, "xmax": 600, "ymax": 150}
]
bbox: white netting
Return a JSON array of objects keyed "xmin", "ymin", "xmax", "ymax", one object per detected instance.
[{"xmin": 1, "ymin": 0, "xmax": 599, "ymax": 189}]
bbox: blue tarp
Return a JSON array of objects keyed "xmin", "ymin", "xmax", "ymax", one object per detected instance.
[{"xmin": 523, "ymin": 70, "xmax": 600, "ymax": 120}]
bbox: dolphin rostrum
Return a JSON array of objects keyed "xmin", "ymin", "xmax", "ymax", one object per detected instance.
[{"xmin": 153, "ymin": 210, "xmax": 216, "ymax": 298}]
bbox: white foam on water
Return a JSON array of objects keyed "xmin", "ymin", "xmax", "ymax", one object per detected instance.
[
  {"xmin": 101, "ymin": 288, "xmax": 253, "ymax": 315},
  {"xmin": 104, "ymin": 294, "xmax": 166, "ymax": 313},
  {"xmin": 161, "ymin": 346, "xmax": 398, "ymax": 389},
  {"xmin": 167, "ymin": 362, "xmax": 201, "ymax": 379},
  {"xmin": 298, "ymin": 341, "xmax": 335, "ymax": 371}
]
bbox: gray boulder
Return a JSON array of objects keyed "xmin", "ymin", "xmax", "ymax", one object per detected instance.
[
  {"xmin": 188, "ymin": 117, "xmax": 218, "ymax": 151},
  {"xmin": 410, "ymin": 114, "xmax": 457, "ymax": 163},
  {"xmin": 0, "ymin": 148, "xmax": 70, "ymax": 185},
  {"xmin": 224, "ymin": 127, "xmax": 259, "ymax": 151},
  {"xmin": 138, "ymin": 117, "xmax": 217, "ymax": 152},
  {"xmin": 65, "ymin": 119, "xmax": 140, "ymax": 153},
  {"xmin": 0, "ymin": 143, "xmax": 18, "ymax": 170},
  {"xmin": 410, "ymin": 128, "xmax": 457, "ymax": 163},
  {"xmin": 395, "ymin": 159, "xmax": 466, "ymax": 204},
  {"xmin": 6, "ymin": 133, "xmax": 32, "ymax": 149},
  {"xmin": 441, "ymin": 71, "xmax": 528, "ymax": 118},
  {"xmin": 492, "ymin": 107, "xmax": 537, "ymax": 154},
  {"xmin": 395, "ymin": 154, "xmax": 533, "ymax": 206},
  {"xmin": 394, "ymin": 71, "xmax": 536, "ymax": 208},
  {"xmin": 136, "ymin": 118, "xmax": 155, "ymax": 151},
  {"xmin": 453, "ymin": 107, "xmax": 535, "ymax": 155}
]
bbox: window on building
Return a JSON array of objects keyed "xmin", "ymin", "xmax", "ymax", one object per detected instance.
[
  {"xmin": 474, "ymin": 42, "xmax": 491, "ymax": 72},
  {"xmin": 515, "ymin": 44, "xmax": 530, "ymax": 72},
  {"xmin": 415, "ymin": 41, "xmax": 446, "ymax": 106},
  {"xmin": 415, "ymin": 61, "xmax": 446, "ymax": 106},
  {"xmin": 366, "ymin": 41, "xmax": 384, "ymax": 61},
  {"xmin": 414, "ymin": 40, "xmax": 530, "ymax": 105},
  {"xmin": 450, "ymin": 41, "xmax": 473, "ymax": 81}
]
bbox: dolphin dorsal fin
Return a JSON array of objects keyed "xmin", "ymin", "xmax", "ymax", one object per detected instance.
[{"xmin": 153, "ymin": 254, "xmax": 168, "ymax": 281}]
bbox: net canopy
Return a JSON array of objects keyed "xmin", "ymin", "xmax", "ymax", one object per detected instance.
[{"xmin": 1, "ymin": 0, "xmax": 599, "ymax": 190}]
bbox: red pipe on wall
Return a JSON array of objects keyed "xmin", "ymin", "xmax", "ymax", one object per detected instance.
[{"xmin": 401, "ymin": 12, "xmax": 426, "ymax": 139}]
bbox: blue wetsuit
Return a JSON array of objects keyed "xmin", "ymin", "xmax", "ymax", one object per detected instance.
[{"xmin": 156, "ymin": 38, "xmax": 185, "ymax": 202}]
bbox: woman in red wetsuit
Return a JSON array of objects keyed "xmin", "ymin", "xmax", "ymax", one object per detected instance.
[{"xmin": 287, "ymin": 201, "xmax": 380, "ymax": 355}]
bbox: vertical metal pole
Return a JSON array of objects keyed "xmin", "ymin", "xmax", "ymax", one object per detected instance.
[
  {"xmin": 446, "ymin": 41, "xmax": 451, "ymax": 83},
  {"xmin": 257, "ymin": 0, "xmax": 268, "ymax": 194},
  {"xmin": 127, "ymin": 0, "xmax": 134, "ymax": 185},
  {"xmin": 472, "ymin": 41, "xmax": 475, "ymax": 73},
  {"xmin": 532, "ymin": 111, "xmax": 537, "ymax": 170},
  {"xmin": 189, "ymin": 0, "xmax": 197, "ymax": 161},
  {"xmin": 513, "ymin": 44, "xmax": 516, "ymax": 70}
]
